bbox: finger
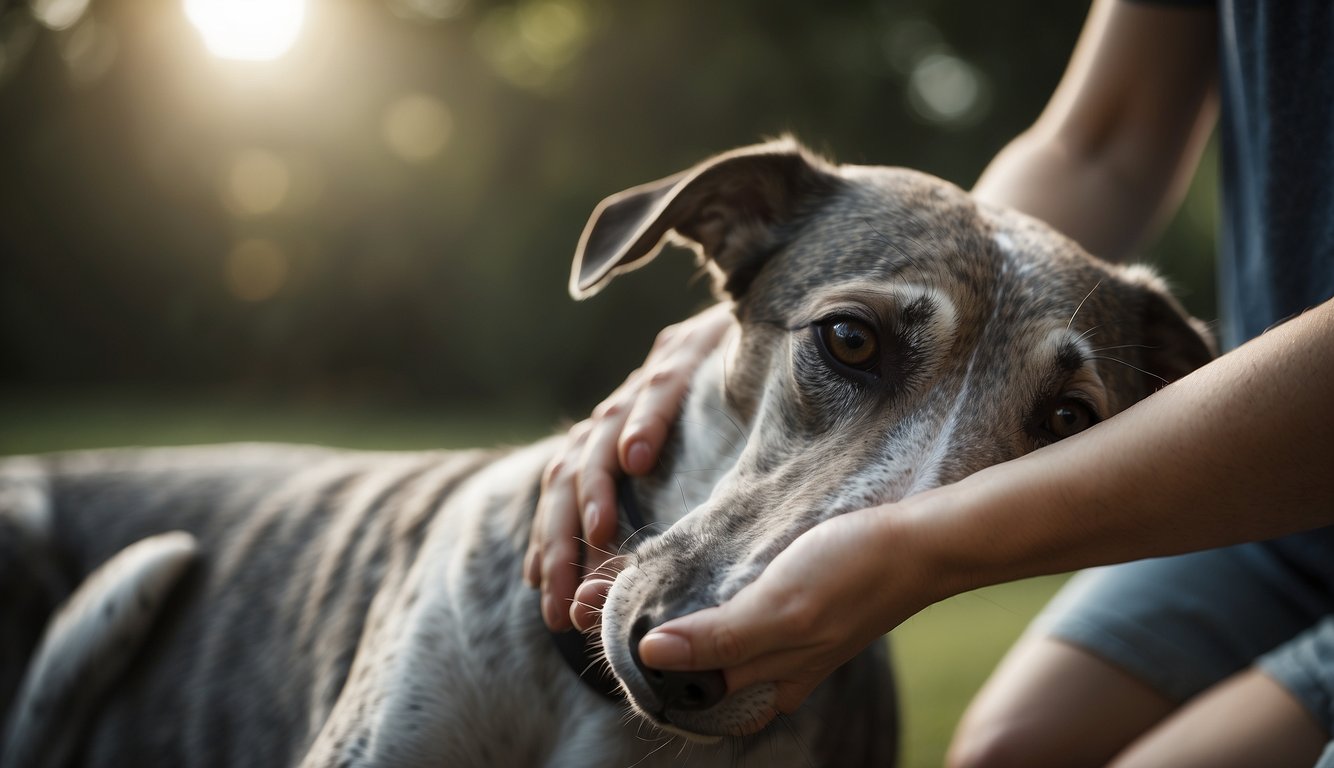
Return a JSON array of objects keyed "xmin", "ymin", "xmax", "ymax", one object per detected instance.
[
  {"xmin": 570, "ymin": 575, "xmax": 615, "ymax": 633},
  {"xmin": 636, "ymin": 587, "xmax": 801, "ymax": 672},
  {"xmin": 618, "ymin": 315, "xmax": 727, "ymax": 474},
  {"xmin": 618, "ymin": 368, "xmax": 689, "ymax": 475},
  {"xmin": 576, "ymin": 405, "xmax": 633, "ymax": 549},
  {"xmin": 539, "ymin": 543, "xmax": 579, "ymax": 632},
  {"xmin": 523, "ymin": 538, "xmax": 541, "ymax": 587},
  {"xmin": 526, "ymin": 427, "xmax": 590, "ymax": 587},
  {"xmin": 713, "ymin": 640, "xmax": 841, "ymax": 699},
  {"xmin": 536, "ymin": 463, "xmax": 583, "ymax": 632}
]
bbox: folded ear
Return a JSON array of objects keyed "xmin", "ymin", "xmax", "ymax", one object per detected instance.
[
  {"xmin": 569, "ymin": 139, "xmax": 841, "ymax": 300},
  {"xmin": 1124, "ymin": 266, "xmax": 1217, "ymax": 388}
]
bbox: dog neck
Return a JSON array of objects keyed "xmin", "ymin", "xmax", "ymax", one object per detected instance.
[
  {"xmin": 547, "ymin": 473, "xmax": 652, "ymax": 701},
  {"xmin": 548, "ymin": 322, "xmax": 745, "ymax": 702},
  {"xmin": 636, "ymin": 324, "xmax": 747, "ymax": 530}
]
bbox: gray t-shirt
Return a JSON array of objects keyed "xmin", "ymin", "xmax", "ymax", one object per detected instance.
[{"xmin": 1136, "ymin": 0, "xmax": 1334, "ymax": 349}]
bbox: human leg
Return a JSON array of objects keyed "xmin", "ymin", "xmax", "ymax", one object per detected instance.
[
  {"xmin": 950, "ymin": 535, "xmax": 1334, "ymax": 768},
  {"xmin": 947, "ymin": 635, "xmax": 1173, "ymax": 768},
  {"xmin": 1108, "ymin": 665, "xmax": 1327, "ymax": 768}
]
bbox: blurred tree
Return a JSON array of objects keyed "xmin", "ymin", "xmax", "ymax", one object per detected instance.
[{"xmin": 0, "ymin": 0, "xmax": 1214, "ymax": 418}]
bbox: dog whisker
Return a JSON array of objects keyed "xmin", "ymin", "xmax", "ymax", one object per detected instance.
[
  {"xmin": 862, "ymin": 217, "xmax": 930, "ymax": 278},
  {"xmin": 1067, "ymin": 279, "xmax": 1103, "ymax": 331},
  {"xmin": 774, "ymin": 713, "xmax": 819, "ymax": 768},
  {"xmin": 1074, "ymin": 324, "xmax": 1102, "ymax": 344},
  {"xmin": 676, "ymin": 418, "xmax": 742, "ymax": 456},
  {"xmin": 570, "ymin": 599, "xmax": 603, "ymax": 621},
  {"xmin": 673, "ymin": 472, "xmax": 690, "ymax": 517},
  {"xmin": 1089, "ymin": 355, "xmax": 1170, "ymax": 384},
  {"xmin": 575, "ymin": 537, "xmax": 620, "ymax": 560},
  {"xmin": 702, "ymin": 403, "xmax": 750, "ymax": 448},
  {"xmin": 619, "ymin": 522, "xmax": 669, "ymax": 553},
  {"xmin": 672, "ymin": 467, "xmax": 730, "ymax": 474}
]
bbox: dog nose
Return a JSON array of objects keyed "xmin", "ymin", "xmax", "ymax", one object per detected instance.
[{"xmin": 629, "ymin": 615, "xmax": 727, "ymax": 712}]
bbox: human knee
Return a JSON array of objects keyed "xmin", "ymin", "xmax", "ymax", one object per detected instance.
[{"xmin": 946, "ymin": 715, "xmax": 1048, "ymax": 768}]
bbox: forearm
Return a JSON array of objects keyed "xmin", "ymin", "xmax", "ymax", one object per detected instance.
[
  {"xmin": 901, "ymin": 297, "xmax": 1334, "ymax": 597},
  {"xmin": 972, "ymin": 0, "xmax": 1218, "ymax": 262},
  {"xmin": 972, "ymin": 122, "xmax": 1211, "ymax": 262}
]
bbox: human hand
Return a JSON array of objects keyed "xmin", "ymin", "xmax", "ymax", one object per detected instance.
[
  {"xmin": 632, "ymin": 503, "xmax": 939, "ymax": 714},
  {"xmin": 524, "ymin": 302, "xmax": 734, "ymax": 631}
]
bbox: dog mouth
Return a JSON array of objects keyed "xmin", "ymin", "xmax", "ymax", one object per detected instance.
[
  {"xmin": 613, "ymin": 657, "xmax": 777, "ymax": 741},
  {"xmin": 613, "ymin": 664, "xmax": 780, "ymax": 741},
  {"xmin": 601, "ymin": 565, "xmax": 782, "ymax": 740}
]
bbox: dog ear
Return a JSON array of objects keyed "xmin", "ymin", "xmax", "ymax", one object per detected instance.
[
  {"xmin": 569, "ymin": 139, "xmax": 841, "ymax": 300},
  {"xmin": 1125, "ymin": 266, "xmax": 1217, "ymax": 388}
]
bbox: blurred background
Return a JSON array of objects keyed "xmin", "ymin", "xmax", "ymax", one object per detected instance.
[{"xmin": 0, "ymin": 0, "xmax": 1217, "ymax": 763}]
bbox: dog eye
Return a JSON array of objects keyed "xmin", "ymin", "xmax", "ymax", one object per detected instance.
[
  {"xmin": 1040, "ymin": 398, "xmax": 1098, "ymax": 441},
  {"xmin": 816, "ymin": 317, "xmax": 880, "ymax": 372}
]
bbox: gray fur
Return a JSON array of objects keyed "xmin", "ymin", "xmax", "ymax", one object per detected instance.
[{"xmin": 0, "ymin": 139, "xmax": 1211, "ymax": 767}]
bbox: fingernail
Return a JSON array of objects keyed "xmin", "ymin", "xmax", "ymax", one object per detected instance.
[
  {"xmin": 583, "ymin": 501, "xmax": 602, "ymax": 535},
  {"xmin": 639, "ymin": 631, "xmax": 691, "ymax": 669},
  {"xmin": 626, "ymin": 441, "xmax": 651, "ymax": 473}
]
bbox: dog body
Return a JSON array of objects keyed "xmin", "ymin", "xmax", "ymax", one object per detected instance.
[
  {"xmin": 0, "ymin": 438, "xmax": 889, "ymax": 767},
  {"xmin": 0, "ymin": 140, "xmax": 1211, "ymax": 766}
]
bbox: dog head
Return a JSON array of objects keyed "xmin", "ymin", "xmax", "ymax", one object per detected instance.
[{"xmin": 571, "ymin": 139, "xmax": 1214, "ymax": 738}]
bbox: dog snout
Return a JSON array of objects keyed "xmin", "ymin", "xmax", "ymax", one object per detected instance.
[{"xmin": 628, "ymin": 614, "xmax": 727, "ymax": 714}]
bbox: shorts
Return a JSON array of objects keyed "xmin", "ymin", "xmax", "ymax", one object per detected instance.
[{"xmin": 1030, "ymin": 526, "xmax": 1334, "ymax": 751}]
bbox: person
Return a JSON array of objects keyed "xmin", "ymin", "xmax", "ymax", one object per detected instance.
[{"xmin": 524, "ymin": 0, "xmax": 1334, "ymax": 765}]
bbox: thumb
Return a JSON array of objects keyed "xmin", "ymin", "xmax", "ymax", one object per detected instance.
[
  {"xmin": 637, "ymin": 595, "xmax": 828, "ymax": 713},
  {"xmin": 636, "ymin": 584, "xmax": 794, "ymax": 672}
]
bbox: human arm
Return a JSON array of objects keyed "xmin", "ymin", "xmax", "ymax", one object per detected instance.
[
  {"xmin": 637, "ymin": 295, "xmax": 1334, "ymax": 713},
  {"xmin": 973, "ymin": 0, "xmax": 1218, "ymax": 262}
]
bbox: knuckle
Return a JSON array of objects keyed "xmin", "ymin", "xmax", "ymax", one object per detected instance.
[
  {"xmin": 541, "ymin": 459, "xmax": 567, "ymax": 486},
  {"xmin": 653, "ymin": 326, "xmax": 679, "ymax": 348},
  {"xmin": 591, "ymin": 399, "xmax": 624, "ymax": 420},
  {"xmin": 778, "ymin": 591, "xmax": 820, "ymax": 636},
  {"xmin": 629, "ymin": 410, "xmax": 672, "ymax": 435},
  {"xmin": 568, "ymin": 419, "xmax": 594, "ymax": 441},
  {"xmin": 713, "ymin": 626, "xmax": 746, "ymax": 666},
  {"xmin": 645, "ymin": 366, "xmax": 678, "ymax": 388}
]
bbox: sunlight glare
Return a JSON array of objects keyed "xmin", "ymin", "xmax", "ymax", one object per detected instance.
[{"xmin": 184, "ymin": 0, "xmax": 306, "ymax": 62}]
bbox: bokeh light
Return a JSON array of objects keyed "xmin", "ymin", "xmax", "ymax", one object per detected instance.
[
  {"xmin": 475, "ymin": 0, "xmax": 589, "ymax": 91},
  {"xmin": 29, "ymin": 0, "xmax": 90, "ymax": 31},
  {"xmin": 223, "ymin": 150, "xmax": 291, "ymax": 216},
  {"xmin": 225, "ymin": 239, "xmax": 290, "ymax": 302},
  {"xmin": 184, "ymin": 0, "xmax": 306, "ymax": 62},
  {"xmin": 386, "ymin": 0, "xmax": 468, "ymax": 23},
  {"xmin": 382, "ymin": 94, "xmax": 453, "ymax": 163},
  {"xmin": 908, "ymin": 52, "xmax": 989, "ymax": 126}
]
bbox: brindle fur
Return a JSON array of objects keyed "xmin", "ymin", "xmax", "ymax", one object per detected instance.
[{"xmin": 0, "ymin": 139, "xmax": 1211, "ymax": 767}]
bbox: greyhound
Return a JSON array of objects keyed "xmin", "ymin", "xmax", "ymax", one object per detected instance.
[{"xmin": 0, "ymin": 139, "xmax": 1213, "ymax": 767}]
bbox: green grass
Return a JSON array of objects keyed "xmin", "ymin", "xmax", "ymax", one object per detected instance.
[
  {"xmin": 1, "ymin": 393, "xmax": 1067, "ymax": 767},
  {"xmin": 894, "ymin": 575, "xmax": 1067, "ymax": 767},
  {"xmin": 0, "ymin": 392, "xmax": 553, "ymax": 455}
]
